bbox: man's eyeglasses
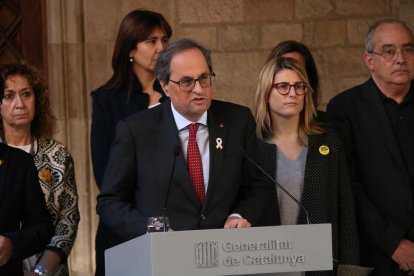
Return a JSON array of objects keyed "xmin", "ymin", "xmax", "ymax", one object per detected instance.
[
  {"xmin": 368, "ymin": 45, "xmax": 414, "ymax": 60},
  {"xmin": 272, "ymin": 82, "xmax": 308, "ymax": 96},
  {"xmin": 169, "ymin": 73, "xmax": 215, "ymax": 92}
]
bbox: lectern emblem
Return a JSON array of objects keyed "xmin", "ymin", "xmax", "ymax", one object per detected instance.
[{"xmin": 195, "ymin": 241, "xmax": 218, "ymax": 268}]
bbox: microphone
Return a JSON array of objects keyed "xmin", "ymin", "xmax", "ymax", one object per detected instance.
[
  {"xmin": 240, "ymin": 147, "xmax": 311, "ymax": 224},
  {"xmin": 241, "ymin": 148, "xmax": 350, "ymax": 266},
  {"xmin": 162, "ymin": 145, "xmax": 181, "ymax": 231}
]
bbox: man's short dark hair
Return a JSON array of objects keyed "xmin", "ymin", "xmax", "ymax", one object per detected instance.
[{"xmin": 155, "ymin": 39, "xmax": 213, "ymax": 83}]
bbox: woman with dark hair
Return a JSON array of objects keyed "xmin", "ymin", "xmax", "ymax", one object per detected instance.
[
  {"xmin": 91, "ymin": 9, "xmax": 172, "ymax": 188},
  {"xmin": 266, "ymin": 40, "xmax": 327, "ymax": 122},
  {"xmin": 90, "ymin": 9, "xmax": 172, "ymax": 275},
  {"xmin": 0, "ymin": 63, "xmax": 80, "ymax": 276},
  {"xmin": 253, "ymin": 57, "xmax": 359, "ymax": 275}
]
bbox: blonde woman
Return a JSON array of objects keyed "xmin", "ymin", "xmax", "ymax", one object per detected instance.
[{"xmin": 253, "ymin": 57, "xmax": 358, "ymax": 275}]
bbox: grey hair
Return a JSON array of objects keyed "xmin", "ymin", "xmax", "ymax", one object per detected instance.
[
  {"xmin": 365, "ymin": 18, "xmax": 413, "ymax": 52},
  {"xmin": 154, "ymin": 38, "xmax": 213, "ymax": 83}
]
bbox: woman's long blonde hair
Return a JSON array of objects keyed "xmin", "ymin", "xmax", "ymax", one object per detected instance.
[{"xmin": 253, "ymin": 57, "xmax": 323, "ymax": 145}]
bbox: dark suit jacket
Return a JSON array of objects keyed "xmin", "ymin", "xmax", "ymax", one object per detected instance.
[
  {"xmin": 0, "ymin": 143, "xmax": 53, "ymax": 275},
  {"xmin": 91, "ymin": 79, "xmax": 167, "ymax": 189},
  {"xmin": 91, "ymin": 79, "xmax": 167, "ymax": 275},
  {"xmin": 327, "ymin": 78, "xmax": 414, "ymax": 275},
  {"xmin": 97, "ymin": 99, "xmax": 265, "ymax": 240},
  {"xmin": 256, "ymin": 128, "xmax": 359, "ymax": 275}
]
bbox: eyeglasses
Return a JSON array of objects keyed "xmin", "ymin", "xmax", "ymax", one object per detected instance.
[
  {"xmin": 368, "ymin": 45, "xmax": 414, "ymax": 60},
  {"xmin": 169, "ymin": 73, "xmax": 215, "ymax": 92},
  {"xmin": 272, "ymin": 82, "xmax": 308, "ymax": 96}
]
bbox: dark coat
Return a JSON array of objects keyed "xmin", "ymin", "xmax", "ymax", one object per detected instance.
[
  {"xmin": 91, "ymin": 79, "xmax": 167, "ymax": 275},
  {"xmin": 0, "ymin": 143, "xmax": 53, "ymax": 275},
  {"xmin": 97, "ymin": 99, "xmax": 266, "ymax": 239},
  {"xmin": 256, "ymin": 128, "xmax": 359, "ymax": 275},
  {"xmin": 327, "ymin": 78, "xmax": 414, "ymax": 275},
  {"xmin": 91, "ymin": 79, "xmax": 167, "ymax": 189}
]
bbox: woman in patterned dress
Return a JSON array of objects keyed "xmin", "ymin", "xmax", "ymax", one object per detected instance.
[
  {"xmin": 253, "ymin": 56, "xmax": 359, "ymax": 275},
  {"xmin": 0, "ymin": 63, "xmax": 80, "ymax": 276}
]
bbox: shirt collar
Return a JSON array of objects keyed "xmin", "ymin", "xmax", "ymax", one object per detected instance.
[
  {"xmin": 170, "ymin": 102, "xmax": 207, "ymax": 131},
  {"xmin": 375, "ymin": 80, "xmax": 414, "ymax": 105}
]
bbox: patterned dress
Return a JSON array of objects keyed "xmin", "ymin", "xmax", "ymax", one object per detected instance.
[{"xmin": 25, "ymin": 136, "xmax": 80, "ymax": 275}]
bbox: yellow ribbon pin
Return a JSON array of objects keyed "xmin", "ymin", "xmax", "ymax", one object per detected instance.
[{"xmin": 319, "ymin": 145, "xmax": 329, "ymax": 155}]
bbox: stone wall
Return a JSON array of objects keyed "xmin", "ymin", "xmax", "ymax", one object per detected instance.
[{"xmin": 46, "ymin": 0, "xmax": 414, "ymax": 274}]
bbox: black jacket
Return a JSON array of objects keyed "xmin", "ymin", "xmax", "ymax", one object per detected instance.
[{"xmin": 0, "ymin": 143, "xmax": 53, "ymax": 275}]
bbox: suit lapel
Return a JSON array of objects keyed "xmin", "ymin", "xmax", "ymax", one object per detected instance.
[
  {"xmin": 204, "ymin": 110, "xmax": 227, "ymax": 207},
  {"xmin": 363, "ymin": 79, "xmax": 405, "ymax": 167}
]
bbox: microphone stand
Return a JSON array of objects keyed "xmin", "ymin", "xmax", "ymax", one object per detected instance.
[
  {"xmin": 242, "ymin": 148, "xmax": 311, "ymax": 224},
  {"xmin": 162, "ymin": 145, "xmax": 181, "ymax": 232}
]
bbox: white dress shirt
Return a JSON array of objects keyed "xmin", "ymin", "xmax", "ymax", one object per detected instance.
[{"xmin": 171, "ymin": 103, "xmax": 210, "ymax": 193}]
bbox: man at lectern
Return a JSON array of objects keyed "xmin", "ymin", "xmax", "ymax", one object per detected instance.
[{"xmin": 97, "ymin": 39, "xmax": 266, "ymax": 242}]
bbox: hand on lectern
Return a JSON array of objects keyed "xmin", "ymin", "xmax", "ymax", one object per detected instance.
[{"xmin": 224, "ymin": 216, "xmax": 251, "ymax": 228}]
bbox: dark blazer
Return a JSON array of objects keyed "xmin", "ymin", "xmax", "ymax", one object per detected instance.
[
  {"xmin": 91, "ymin": 79, "xmax": 167, "ymax": 276},
  {"xmin": 0, "ymin": 143, "xmax": 53, "ymax": 275},
  {"xmin": 97, "ymin": 99, "xmax": 265, "ymax": 239},
  {"xmin": 256, "ymin": 128, "xmax": 359, "ymax": 275},
  {"xmin": 327, "ymin": 78, "xmax": 414, "ymax": 275},
  {"xmin": 91, "ymin": 79, "xmax": 167, "ymax": 189}
]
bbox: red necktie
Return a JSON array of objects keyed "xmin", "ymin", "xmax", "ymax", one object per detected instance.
[{"xmin": 187, "ymin": 123, "xmax": 205, "ymax": 204}]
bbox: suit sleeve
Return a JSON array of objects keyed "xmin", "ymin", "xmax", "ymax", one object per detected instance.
[
  {"xmin": 3, "ymin": 156, "xmax": 54, "ymax": 259},
  {"xmin": 96, "ymin": 120, "xmax": 147, "ymax": 239},
  {"xmin": 231, "ymin": 111, "xmax": 266, "ymax": 225},
  {"xmin": 91, "ymin": 92, "xmax": 112, "ymax": 189},
  {"xmin": 327, "ymin": 98, "xmax": 404, "ymax": 257}
]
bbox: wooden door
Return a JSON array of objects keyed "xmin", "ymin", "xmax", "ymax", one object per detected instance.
[{"xmin": 0, "ymin": 0, "xmax": 47, "ymax": 80}]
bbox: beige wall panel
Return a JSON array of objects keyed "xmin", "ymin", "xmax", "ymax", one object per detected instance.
[
  {"xmin": 48, "ymin": 45, "xmax": 67, "ymax": 142},
  {"xmin": 304, "ymin": 20, "xmax": 347, "ymax": 47},
  {"xmin": 47, "ymin": 1, "xmax": 63, "ymax": 44},
  {"xmin": 218, "ymin": 25, "xmax": 260, "ymax": 51},
  {"xmin": 336, "ymin": 0, "xmax": 390, "ymax": 16},
  {"xmin": 121, "ymin": 0, "xmax": 175, "ymax": 28},
  {"xmin": 398, "ymin": 0, "xmax": 414, "ymax": 30},
  {"xmin": 84, "ymin": 0, "xmax": 121, "ymax": 43},
  {"xmin": 320, "ymin": 47, "xmax": 366, "ymax": 78},
  {"xmin": 62, "ymin": 0, "xmax": 83, "ymax": 43},
  {"xmin": 261, "ymin": 23, "xmax": 303, "ymax": 49},
  {"xmin": 296, "ymin": 0, "xmax": 333, "ymax": 19},
  {"xmin": 177, "ymin": 0, "xmax": 245, "ymax": 24},
  {"xmin": 320, "ymin": 75, "xmax": 368, "ymax": 107},
  {"xmin": 85, "ymin": 43, "xmax": 112, "ymax": 93},
  {"xmin": 176, "ymin": 26, "xmax": 218, "ymax": 50},
  {"xmin": 347, "ymin": 18, "xmax": 382, "ymax": 45},
  {"xmin": 245, "ymin": 0, "xmax": 294, "ymax": 22},
  {"xmin": 213, "ymin": 51, "xmax": 268, "ymax": 108}
]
